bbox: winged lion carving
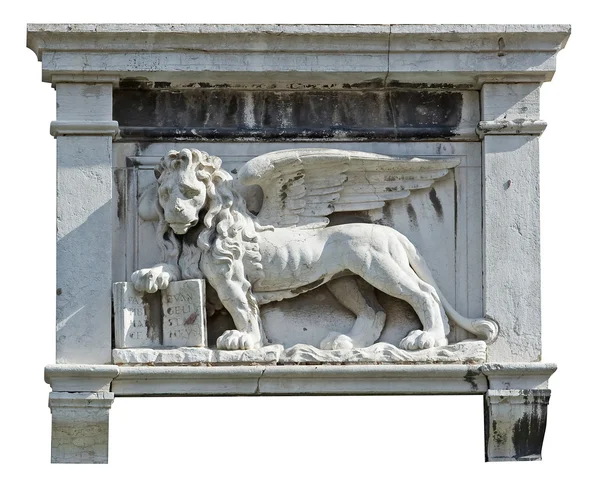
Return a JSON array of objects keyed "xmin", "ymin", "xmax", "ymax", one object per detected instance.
[{"xmin": 133, "ymin": 148, "xmax": 499, "ymax": 351}]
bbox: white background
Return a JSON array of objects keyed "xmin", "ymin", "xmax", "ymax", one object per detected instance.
[{"xmin": 1, "ymin": 1, "xmax": 598, "ymax": 479}]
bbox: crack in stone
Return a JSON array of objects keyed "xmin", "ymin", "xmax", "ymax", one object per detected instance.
[{"xmin": 255, "ymin": 366, "xmax": 267, "ymax": 395}]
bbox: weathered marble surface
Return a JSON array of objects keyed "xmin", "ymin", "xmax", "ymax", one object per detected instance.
[
  {"xmin": 113, "ymin": 282, "xmax": 160, "ymax": 348},
  {"xmin": 132, "ymin": 148, "xmax": 498, "ymax": 353},
  {"xmin": 113, "ymin": 341, "xmax": 485, "ymax": 365},
  {"xmin": 27, "ymin": 23, "xmax": 569, "ymax": 465},
  {"xmin": 116, "ymin": 141, "xmax": 484, "ymax": 349},
  {"xmin": 280, "ymin": 341, "xmax": 486, "ymax": 364},
  {"xmin": 162, "ymin": 280, "xmax": 206, "ymax": 347},
  {"xmin": 28, "ymin": 24, "xmax": 570, "ymax": 86},
  {"xmin": 49, "ymin": 392, "xmax": 114, "ymax": 464},
  {"xmin": 113, "ymin": 345, "xmax": 283, "ymax": 365},
  {"xmin": 485, "ymin": 389, "xmax": 551, "ymax": 461}
]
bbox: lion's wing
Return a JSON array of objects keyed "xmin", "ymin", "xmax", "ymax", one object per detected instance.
[{"xmin": 238, "ymin": 148, "xmax": 460, "ymax": 228}]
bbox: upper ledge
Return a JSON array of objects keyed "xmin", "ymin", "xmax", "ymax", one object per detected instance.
[
  {"xmin": 26, "ymin": 23, "xmax": 571, "ymax": 37},
  {"xmin": 27, "ymin": 24, "xmax": 570, "ymax": 86}
]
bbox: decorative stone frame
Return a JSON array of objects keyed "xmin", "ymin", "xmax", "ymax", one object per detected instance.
[{"xmin": 27, "ymin": 24, "xmax": 570, "ymax": 463}]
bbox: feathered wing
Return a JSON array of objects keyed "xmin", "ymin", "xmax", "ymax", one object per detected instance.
[{"xmin": 238, "ymin": 148, "xmax": 461, "ymax": 228}]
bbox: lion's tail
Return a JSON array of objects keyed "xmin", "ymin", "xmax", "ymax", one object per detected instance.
[{"xmin": 397, "ymin": 234, "xmax": 499, "ymax": 343}]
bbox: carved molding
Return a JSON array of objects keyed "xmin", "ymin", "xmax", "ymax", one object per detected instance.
[
  {"xmin": 481, "ymin": 362, "xmax": 557, "ymax": 390},
  {"xmin": 45, "ymin": 364, "xmax": 119, "ymax": 392},
  {"xmin": 51, "ymin": 74, "xmax": 120, "ymax": 87},
  {"xmin": 113, "ymin": 364, "xmax": 488, "ymax": 395},
  {"xmin": 42, "ymin": 362, "xmax": 557, "ymax": 396},
  {"xmin": 27, "ymin": 24, "xmax": 570, "ymax": 86},
  {"xmin": 50, "ymin": 120, "xmax": 119, "ymax": 138},
  {"xmin": 476, "ymin": 120, "xmax": 547, "ymax": 137}
]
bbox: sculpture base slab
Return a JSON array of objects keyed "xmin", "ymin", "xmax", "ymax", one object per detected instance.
[
  {"xmin": 113, "ymin": 345, "xmax": 284, "ymax": 365},
  {"xmin": 280, "ymin": 341, "xmax": 486, "ymax": 364},
  {"xmin": 113, "ymin": 341, "xmax": 486, "ymax": 366}
]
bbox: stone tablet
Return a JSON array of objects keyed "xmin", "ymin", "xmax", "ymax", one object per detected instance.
[
  {"xmin": 112, "ymin": 282, "xmax": 161, "ymax": 348},
  {"xmin": 161, "ymin": 280, "xmax": 207, "ymax": 347}
]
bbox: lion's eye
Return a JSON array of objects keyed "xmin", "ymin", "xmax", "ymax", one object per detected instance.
[
  {"xmin": 159, "ymin": 188, "xmax": 170, "ymax": 200},
  {"xmin": 183, "ymin": 187, "xmax": 200, "ymax": 199}
]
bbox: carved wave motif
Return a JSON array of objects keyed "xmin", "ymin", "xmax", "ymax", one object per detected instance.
[{"xmin": 279, "ymin": 341, "xmax": 487, "ymax": 365}]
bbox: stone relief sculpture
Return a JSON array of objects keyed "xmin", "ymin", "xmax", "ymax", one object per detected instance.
[{"xmin": 132, "ymin": 148, "xmax": 499, "ymax": 351}]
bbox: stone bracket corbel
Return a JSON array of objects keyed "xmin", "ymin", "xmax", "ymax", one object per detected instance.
[
  {"xmin": 46, "ymin": 365, "xmax": 119, "ymax": 464},
  {"xmin": 484, "ymin": 389, "xmax": 551, "ymax": 461},
  {"xmin": 49, "ymin": 391, "xmax": 115, "ymax": 464},
  {"xmin": 481, "ymin": 363, "xmax": 556, "ymax": 462}
]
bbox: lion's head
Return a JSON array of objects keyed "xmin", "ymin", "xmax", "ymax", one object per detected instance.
[
  {"xmin": 154, "ymin": 148, "xmax": 266, "ymax": 281},
  {"xmin": 155, "ymin": 148, "xmax": 230, "ymax": 235}
]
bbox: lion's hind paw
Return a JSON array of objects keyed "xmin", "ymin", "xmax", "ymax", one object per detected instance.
[{"xmin": 399, "ymin": 330, "xmax": 447, "ymax": 350}]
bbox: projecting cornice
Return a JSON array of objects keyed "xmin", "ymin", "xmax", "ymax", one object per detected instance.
[{"xmin": 27, "ymin": 24, "xmax": 570, "ymax": 88}]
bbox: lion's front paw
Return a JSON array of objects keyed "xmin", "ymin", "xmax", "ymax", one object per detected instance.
[
  {"xmin": 131, "ymin": 267, "xmax": 171, "ymax": 293},
  {"xmin": 399, "ymin": 330, "xmax": 447, "ymax": 350},
  {"xmin": 320, "ymin": 332, "xmax": 356, "ymax": 350},
  {"xmin": 216, "ymin": 330, "xmax": 261, "ymax": 350}
]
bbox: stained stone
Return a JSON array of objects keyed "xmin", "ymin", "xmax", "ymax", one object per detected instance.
[
  {"xmin": 161, "ymin": 280, "xmax": 207, "ymax": 348},
  {"xmin": 112, "ymin": 282, "xmax": 161, "ymax": 348}
]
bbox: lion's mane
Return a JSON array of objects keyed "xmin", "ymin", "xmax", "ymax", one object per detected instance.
[{"xmin": 153, "ymin": 150, "xmax": 269, "ymax": 296}]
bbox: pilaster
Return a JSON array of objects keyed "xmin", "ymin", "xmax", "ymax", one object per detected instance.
[
  {"xmin": 480, "ymin": 83, "xmax": 544, "ymax": 362},
  {"xmin": 54, "ymin": 75, "xmax": 118, "ymax": 364}
]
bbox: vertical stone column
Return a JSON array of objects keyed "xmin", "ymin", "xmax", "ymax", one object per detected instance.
[
  {"xmin": 50, "ymin": 75, "xmax": 119, "ymax": 463},
  {"xmin": 479, "ymin": 84, "xmax": 551, "ymax": 461},
  {"xmin": 479, "ymin": 83, "xmax": 546, "ymax": 363},
  {"xmin": 49, "ymin": 392, "xmax": 115, "ymax": 464},
  {"xmin": 52, "ymin": 75, "xmax": 119, "ymax": 364}
]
